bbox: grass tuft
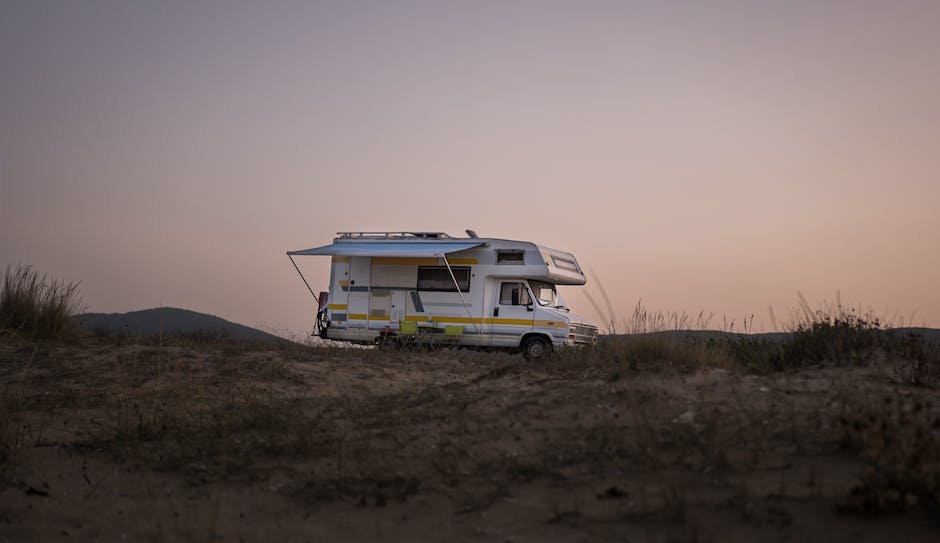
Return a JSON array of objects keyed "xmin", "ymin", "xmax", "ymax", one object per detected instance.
[{"xmin": 0, "ymin": 264, "xmax": 84, "ymax": 338}]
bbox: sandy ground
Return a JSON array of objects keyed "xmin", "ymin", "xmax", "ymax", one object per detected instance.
[{"xmin": 1, "ymin": 337, "xmax": 938, "ymax": 542}]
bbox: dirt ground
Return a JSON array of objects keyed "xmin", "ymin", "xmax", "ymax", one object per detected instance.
[{"xmin": 1, "ymin": 337, "xmax": 938, "ymax": 542}]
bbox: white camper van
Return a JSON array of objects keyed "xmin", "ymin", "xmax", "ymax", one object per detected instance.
[{"xmin": 287, "ymin": 231, "xmax": 598, "ymax": 359}]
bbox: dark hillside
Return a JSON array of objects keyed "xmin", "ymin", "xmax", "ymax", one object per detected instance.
[{"xmin": 74, "ymin": 307, "xmax": 288, "ymax": 344}]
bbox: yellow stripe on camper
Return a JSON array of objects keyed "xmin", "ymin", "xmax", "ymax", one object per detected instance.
[
  {"xmin": 332, "ymin": 256, "xmax": 351, "ymax": 263},
  {"xmin": 534, "ymin": 320, "xmax": 566, "ymax": 327},
  {"xmin": 444, "ymin": 258, "xmax": 478, "ymax": 265},
  {"xmin": 492, "ymin": 318, "xmax": 540, "ymax": 326},
  {"xmin": 403, "ymin": 315, "xmax": 430, "ymax": 322},
  {"xmin": 338, "ymin": 280, "xmax": 349, "ymax": 287},
  {"xmin": 327, "ymin": 304, "xmax": 348, "ymax": 310},
  {"xmin": 431, "ymin": 316, "xmax": 487, "ymax": 324},
  {"xmin": 347, "ymin": 314, "xmax": 368, "ymax": 320},
  {"xmin": 401, "ymin": 316, "xmax": 563, "ymax": 327}
]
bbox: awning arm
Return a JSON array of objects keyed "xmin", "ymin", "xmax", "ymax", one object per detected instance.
[
  {"xmin": 442, "ymin": 254, "xmax": 480, "ymax": 335},
  {"xmin": 288, "ymin": 254, "xmax": 318, "ymax": 301}
]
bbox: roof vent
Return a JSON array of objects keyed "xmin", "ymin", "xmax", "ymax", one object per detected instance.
[{"xmin": 465, "ymin": 229, "xmax": 479, "ymax": 238}]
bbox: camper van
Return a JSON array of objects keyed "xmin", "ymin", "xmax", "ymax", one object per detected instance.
[{"xmin": 287, "ymin": 231, "xmax": 598, "ymax": 359}]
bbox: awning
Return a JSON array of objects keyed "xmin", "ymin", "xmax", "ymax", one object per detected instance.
[{"xmin": 287, "ymin": 241, "xmax": 485, "ymax": 257}]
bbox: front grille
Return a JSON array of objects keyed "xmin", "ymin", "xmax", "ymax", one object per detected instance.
[{"xmin": 569, "ymin": 323, "xmax": 598, "ymax": 345}]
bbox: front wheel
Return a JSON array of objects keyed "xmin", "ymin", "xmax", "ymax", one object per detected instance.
[{"xmin": 521, "ymin": 336, "xmax": 553, "ymax": 361}]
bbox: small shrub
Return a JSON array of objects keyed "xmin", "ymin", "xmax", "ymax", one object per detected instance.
[
  {"xmin": 0, "ymin": 264, "xmax": 84, "ymax": 337},
  {"xmin": 784, "ymin": 309, "xmax": 884, "ymax": 366},
  {"xmin": 729, "ymin": 299, "xmax": 915, "ymax": 373}
]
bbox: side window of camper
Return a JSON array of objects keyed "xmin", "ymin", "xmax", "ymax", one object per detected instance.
[
  {"xmin": 499, "ymin": 282, "xmax": 531, "ymax": 306},
  {"xmin": 496, "ymin": 250, "xmax": 524, "ymax": 264},
  {"xmin": 550, "ymin": 255, "xmax": 580, "ymax": 272},
  {"xmin": 416, "ymin": 266, "xmax": 470, "ymax": 292}
]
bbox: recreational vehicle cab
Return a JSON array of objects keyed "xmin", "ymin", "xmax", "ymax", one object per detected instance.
[{"xmin": 287, "ymin": 231, "xmax": 598, "ymax": 359}]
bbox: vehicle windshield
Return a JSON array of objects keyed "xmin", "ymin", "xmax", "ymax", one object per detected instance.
[{"xmin": 528, "ymin": 280, "xmax": 558, "ymax": 307}]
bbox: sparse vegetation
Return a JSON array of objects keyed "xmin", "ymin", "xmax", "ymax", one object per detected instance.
[
  {"xmin": 0, "ymin": 264, "xmax": 84, "ymax": 338},
  {"xmin": 2, "ymin": 279, "xmax": 940, "ymax": 540},
  {"xmin": 729, "ymin": 298, "xmax": 891, "ymax": 373},
  {"xmin": 556, "ymin": 298, "xmax": 940, "ymax": 382}
]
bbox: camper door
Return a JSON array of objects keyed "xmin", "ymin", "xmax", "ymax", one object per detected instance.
[
  {"xmin": 488, "ymin": 280, "xmax": 535, "ymax": 346},
  {"xmin": 347, "ymin": 256, "xmax": 371, "ymax": 328}
]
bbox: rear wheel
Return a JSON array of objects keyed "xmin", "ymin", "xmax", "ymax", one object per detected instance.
[{"xmin": 521, "ymin": 336, "xmax": 552, "ymax": 361}]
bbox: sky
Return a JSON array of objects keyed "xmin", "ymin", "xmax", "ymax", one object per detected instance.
[{"xmin": 2, "ymin": 0, "xmax": 939, "ymax": 337}]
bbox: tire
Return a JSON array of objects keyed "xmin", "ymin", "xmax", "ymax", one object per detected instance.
[{"xmin": 521, "ymin": 336, "xmax": 552, "ymax": 361}]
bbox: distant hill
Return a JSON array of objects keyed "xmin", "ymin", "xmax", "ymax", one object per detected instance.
[{"xmin": 74, "ymin": 307, "xmax": 289, "ymax": 345}]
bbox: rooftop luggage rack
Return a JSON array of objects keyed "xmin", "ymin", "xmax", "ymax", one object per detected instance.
[{"xmin": 335, "ymin": 232, "xmax": 454, "ymax": 239}]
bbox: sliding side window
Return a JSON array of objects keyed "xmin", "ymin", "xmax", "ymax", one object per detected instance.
[{"xmin": 416, "ymin": 266, "xmax": 470, "ymax": 292}]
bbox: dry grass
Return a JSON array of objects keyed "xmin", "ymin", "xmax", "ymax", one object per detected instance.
[
  {"xmin": 551, "ymin": 298, "xmax": 940, "ymax": 384},
  {"xmin": 0, "ymin": 264, "xmax": 84, "ymax": 338},
  {"xmin": 2, "ymin": 267, "xmax": 939, "ymax": 540},
  {"xmin": 2, "ymin": 331, "xmax": 940, "ymax": 541}
]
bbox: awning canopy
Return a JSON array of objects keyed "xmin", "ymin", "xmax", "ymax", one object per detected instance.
[{"xmin": 287, "ymin": 241, "xmax": 485, "ymax": 258}]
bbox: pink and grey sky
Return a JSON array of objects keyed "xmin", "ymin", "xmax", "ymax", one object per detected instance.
[{"xmin": 2, "ymin": 1, "xmax": 939, "ymax": 336}]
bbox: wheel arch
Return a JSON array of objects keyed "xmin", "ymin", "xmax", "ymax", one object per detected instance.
[{"xmin": 519, "ymin": 332, "xmax": 552, "ymax": 350}]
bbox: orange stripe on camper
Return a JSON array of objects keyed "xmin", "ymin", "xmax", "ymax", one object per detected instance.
[{"xmin": 327, "ymin": 304, "xmax": 348, "ymax": 310}]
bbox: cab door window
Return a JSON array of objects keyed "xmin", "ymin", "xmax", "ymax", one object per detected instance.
[{"xmin": 499, "ymin": 282, "xmax": 531, "ymax": 306}]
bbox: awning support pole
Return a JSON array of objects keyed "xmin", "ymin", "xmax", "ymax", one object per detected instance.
[
  {"xmin": 288, "ymin": 254, "xmax": 318, "ymax": 301},
  {"xmin": 442, "ymin": 254, "xmax": 480, "ymax": 334}
]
